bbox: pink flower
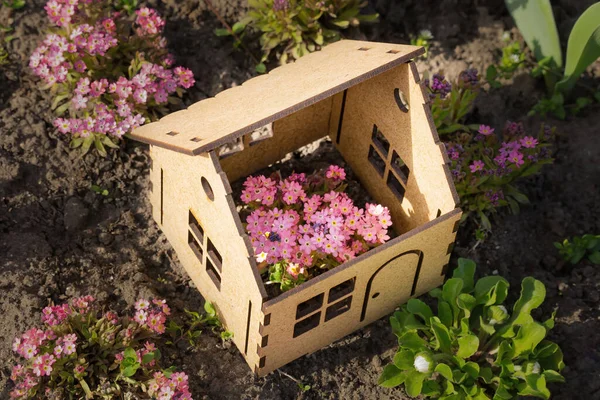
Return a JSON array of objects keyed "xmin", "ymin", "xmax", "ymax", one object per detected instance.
[
  {"xmin": 71, "ymin": 94, "xmax": 88, "ymax": 110},
  {"xmin": 326, "ymin": 165, "xmax": 346, "ymax": 181},
  {"xmin": 469, "ymin": 160, "xmax": 485, "ymax": 173},
  {"xmin": 520, "ymin": 136, "xmax": 538, "ymax": 148},
  {"xmin": 478, "ymin": 125, "xmax": 495, "ymax": 136},
  {"xmin": 508, "ymin": 151, "xmax": 524, "ymax": 167}
]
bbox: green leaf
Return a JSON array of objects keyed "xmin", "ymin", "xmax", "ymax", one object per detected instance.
[
  {"xmin": 555, "ymin": 3, "xmax": 600, "ymax": 93},
  {"xmin": 431, "ymin": 318, "xmax": 452, "ymax": 354},
  {"xmin": 214, "ymin": 28, "xmax": 231, "ymax": 36},
  {"xmin": 512, "ymin": 278, "xmax": 546, "ymax": 325},
  {"xmin": 517, "ymin": 374, "xmax": 550, "ymax": 400},
  {"xmin": 588, "ymin": 250, "xmax": 600, "ymax": 264},
  {"xmin": 438, "ymin": 301, "xmax": 453, "ymax": 328},
  {"xmin": 405, "ymin": 370, "xmax": 427, "ymax": 397},
  {"xmin": 255, "ymin": 63, "xmax": 267, "ymax": 74},
  {"xmin": 543, "ymin": 370, "xmax": 565, "ymax": 383},
  {"xmin": 231, "ymin": 22, "xmax": 246, "ymax": 34},
  {"xmin": 378, "ymin": 364, "xmax": 407, "ymax": 388},
  {"xmin": 453, "ymin": 258, "xmax": 476, "ymax": 292},
  {"xmin": 474, "ymin": 276, "xmax": 509, "ymax": 306},
  {"xmin": 457, "ymin": 294, "xmax": 476, "ymax": 318},
  {"xmin": 407, "ymin": 299, "xmax": 434, "ymax": 322},
  {"xmin": 204, "ymin": 301, "xmax": 216, "ymax": 317},
  {"xmin": 457, "ymin": 334, "xmax": 479, "ymax": 358},
  {"xmin": 123, "ymin": 347, "xmax": 137, "ymax": 360},
  {"xmin": 422, "ymin": 380, "xmax": 441, "ymax": 397},
  {"xmin": 435, "ymin": 363, "xmax": 454, "ymax": 381},
  {"xmin": 142, "ymin": 352, "xmax": 154, "ymax": 364},
  {"xmin": 537, "ymin": 341, "xmax": 565, "ymax": 372},
  {"xmin": 121, "ymin": 364, "xmax": 139, "ymax": 377},
  {"xmin": 505, "ymin": 0, "xmax": 562, "ymax": 67},
  {"xmin": 442, "ymin": 278, "xmax": 464, "ymax": 324},
  {"xmin": 398, "ymin": 331, "xmax": 428, "ymax": 351},
  {"xmin": 393, "ymin": 349, "xmax": 415, "ymax": 370},
  {"xmin": 512, "ymin": 322, "xmax": 546, "ymax": 357}
]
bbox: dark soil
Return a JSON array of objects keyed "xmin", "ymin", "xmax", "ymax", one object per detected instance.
[{"xmin": 1, "ymin": 0, "xmax": 599, "ymax": 399}]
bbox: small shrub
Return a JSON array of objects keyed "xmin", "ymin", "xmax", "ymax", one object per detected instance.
[
  {"xmin": 425, "ymin": 69, "xmax": 481, "ymax": 135},
  {"xmin": 379, "ymin": 258, "xmax": 565, "ymax": 399},
  {"xmin": 10, "ymin": 296, "xmax": 193, "ymax": 399},
  {"xmin": 446, "ymin": 122, "xmax": 554, "ymax": 231},
  {"xmin": 555, "ymin": 234, "xmax": 600, "ymax": 265},
  {"xmin": 29, "ymin": 0, "xmax": 195, "ymax": 156},
  {"xmin": 425, "ymin": 69, "xmax": 555, "ymax": 233},
  {"xmin": 224, "ymin": 0, "xmax": 378, "ymax": 67},
  {"xmin": 239, "ymin": 165, "xmax": 392, "ymax": 292}
]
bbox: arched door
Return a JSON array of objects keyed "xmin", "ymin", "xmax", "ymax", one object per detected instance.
[{"xmin": 360, "ymin": 250, "xmax": 423, "ymax": 322}]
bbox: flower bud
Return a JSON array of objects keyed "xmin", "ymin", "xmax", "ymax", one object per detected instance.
[{"xmin": 413, "ymin": 352, "xmax": 434, "ymax": 374}]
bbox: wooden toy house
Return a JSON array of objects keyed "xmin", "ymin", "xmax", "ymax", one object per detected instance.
[{"xmin": 131, "ymin": 40, "xmax": 462, "ymax": 376}]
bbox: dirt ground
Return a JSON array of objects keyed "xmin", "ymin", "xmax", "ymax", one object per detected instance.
[{"xmin": 1, "ymin": 0, "xmax": 599, "ymax": 399}]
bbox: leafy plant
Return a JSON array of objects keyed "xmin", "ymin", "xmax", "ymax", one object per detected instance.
[
  {"xmin": 91, "ymin": 184, "xmax": 109, "ymax": 196},
  {"xmin": 410, "ymin": 29, "xmax": 433, "ymax": 58},
  {"xmin": 555, "ymin": 234, "xmax": 600, "ymax": 265},
  {"xmin": 10, "ymin": 297, "xmax": 193, "ymax": 399},
  {"xmin": 485, "ymin": 33, "xmax": 526, "ymax": 89},
  {"xmin": 446, "ymin": 122, "xmax": 554, "ymax": 232},
  {"xmin": 222, "ymin": 0, "xmax": 378, "ymax": 68},
  {"xmin": 3, "ymin": 0, "xmax": 25, "ymax": 9},
  {"xmin": 379, "ymin": 259, "xmax": 565, "ymax": 399},
  {"xmin": 425, "ymin": 70, "xmax": 481, "ymax": 135},
  {"xmin": 426, "ymin": 68, "xmax": 555, "ymax": 233},
  {"xmin": 166, "ymin": 301, "xmax": 232, "ymax": 347},
  {"xmin": 30, "ymin": 1, "xmax": 195, "ymax": 156},
  {"xmin": 505, "ymin": 1, "xmax": 600, "ymax": 118}
]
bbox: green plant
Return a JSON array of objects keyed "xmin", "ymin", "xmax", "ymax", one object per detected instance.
[
  {"xmin": 555, "ymin": 234, "xmax": 600, "ymax": 265},
  {"xmin": 221, "ymin": 0, "xmax": 378, "ymax": 69},
  {"xmin": 3, "ymin": 0, "xmax": 25, "ymax": 9},
  {"xmin": 505, "ymin": 1, "xmax": 600, "ymax": 118},
  {"xmin": 485, "ymin": 33, "xmax": 526, "ymax": 89},
  {"xmin": 91, "ymin": 184, "xmax": 109, "ymax": 196},
  {"xmin": 426, "ymin": 70, "xmax": 480, "ymax": 135},
  {"xmin": 9, "ymin": 297, "xmax": 192, "ymax": 399},
  {"xmin": 379, "ymin": 259, "xmax": 565, "ymax": 399},
  {"xmin": 410, "ymin": 29, "xmax": 433, "ymax": 58},
  {"xmin": 167, "ymin": 301, "xmax": 230, "ymax": 347}
]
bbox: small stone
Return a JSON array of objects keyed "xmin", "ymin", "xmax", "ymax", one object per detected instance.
[
  {"xmin": 371, "ymin": 355, "xmax": 382, "ymax": 368},
  {"xmin": 558, "ymin": 282, "xmax": 568, "ymax": 292}
]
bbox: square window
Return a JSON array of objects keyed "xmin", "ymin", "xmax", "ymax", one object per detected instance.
[
  {"xmin": 372, "ymin": 124, "xmax": 390, "ymax": 155},
  {"xmin": 328, "ymin": 278, "xmax": 355, "ymax": 303},
  {"xmin": 206, "ymin": 256, "xmax": 222, "ymax": 290},
  {"xmin": 293, "ymin": 312, "xmax": 321, "ymax": 338},
  {"xmin": 368, "ymin": 145, "xmax": 385, "ymax": 177},
  {"xmin": 296, "ymin": 293, "xmax": 324, "ymax": 320},
  {"xmin": 391, "ymin": 150, "xmax": 410, "ymax": 184},
  {"xmin": 207, "ymin": 238, "xmax": 223, "ymax": 273},
  {"xmin": 325, "ymin": 297, "xmax": 352, "ymax": 322},
  {"xmin": 188, "ymin": 211, "xmax": 204, "ymax": 244},
  {"xmin": 188, "ymin": 230, "xmax": 203, "ymax": 262},
  {"xmin": 387, "ymin": 172, "xmax": 406, "ymax": 202}
]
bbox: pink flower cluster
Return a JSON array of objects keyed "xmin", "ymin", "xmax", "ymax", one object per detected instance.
[
  {"xmin": 133, "ymin": 298, "xmax": 171, "ymax": 334},
  {"xmin": 148, "ymin": 371, "xmax": 192, "ymax": 400},
  {"xmin": 446, "ymin": 121, "xmax": 553, "ymax": 215},
  {"xmin": 241, "ymin": 166, "xmax": 392, "ymax": 280},
  {"xmin": 30, "ymin": 1, "xmax": 195, "ymax": 144}
]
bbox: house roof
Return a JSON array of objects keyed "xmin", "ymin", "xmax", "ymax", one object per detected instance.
[{"xmin": 130, "ymin": 40, "xmax": 424, "ymax": 155}]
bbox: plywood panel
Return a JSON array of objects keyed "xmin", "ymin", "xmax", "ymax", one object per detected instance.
[
  {"xmin": 149, "ymin": 147, "xmax": 266, "ymax": 370},
  {"xmin": 220, "ymin": 97, "xmax": 333, "ymax": 183},
  {"xmin": 256, "ymin": 208, "xmax": 461, "ymax": 375},
  {"xmin": 130, "ymin": 41, "xmax": 424, "ymax": 155}
]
